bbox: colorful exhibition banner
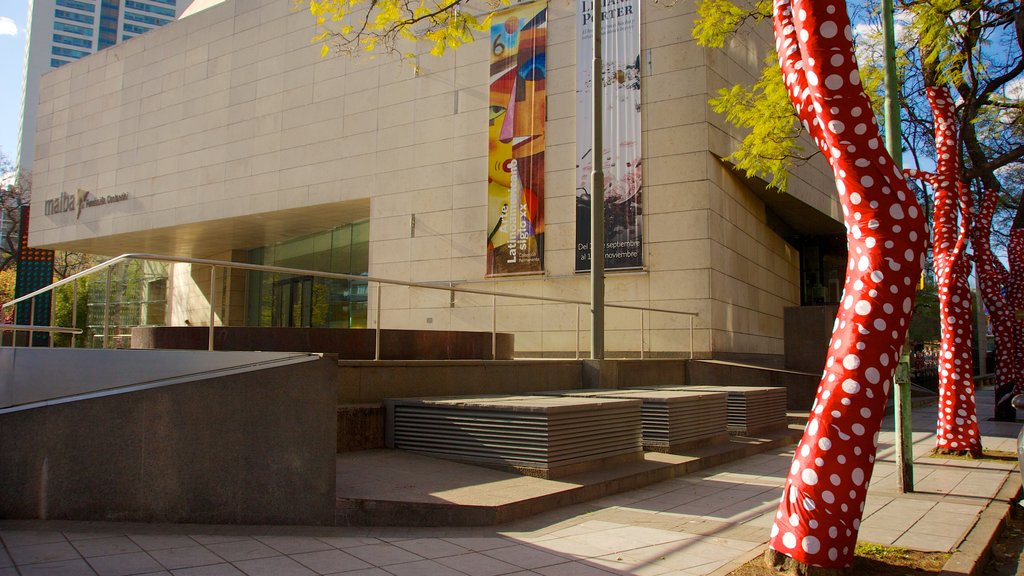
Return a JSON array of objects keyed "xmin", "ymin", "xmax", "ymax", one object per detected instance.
[
  {"xmin": 575, "ymin": 0, "xmax": 642, "ymax": 271},
  {"xmin": 486, "ymin": 1, "xmax": 547, "ymax": 276}
]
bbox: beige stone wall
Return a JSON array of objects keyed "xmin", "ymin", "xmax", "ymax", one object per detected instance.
[
  {"xmin": 166, "ymin": 250, "xmax": 246, "ymax": 327},
  {"xmin": 30, "ymin": 0, "xmax": 839, "ymax": 360}
]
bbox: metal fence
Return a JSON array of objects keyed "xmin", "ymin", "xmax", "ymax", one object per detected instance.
[{"xmin": 2, "ymin": 253, "xmax": 699, "ymax": 359}]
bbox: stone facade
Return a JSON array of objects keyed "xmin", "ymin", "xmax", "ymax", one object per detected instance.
[{"xmin": 29, "ymin": 0, "xmax": 839, "ymax": 360}]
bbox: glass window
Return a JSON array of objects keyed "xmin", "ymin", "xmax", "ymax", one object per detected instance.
[
  {"xmin": 56, "ymin": 0, "xmax": 96, "ymax": 12},
  {"xmin": 245, "ymin": 221, "xmax": 370, "ymax": 328},
  {"xmin": 55, "ymin": 9, "xmax": 95, "ymax": 24}
]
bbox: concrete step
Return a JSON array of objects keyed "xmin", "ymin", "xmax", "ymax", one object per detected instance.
[{"xmin": 334, "ymin": 424, "xmax": 804, "ymax": 527}]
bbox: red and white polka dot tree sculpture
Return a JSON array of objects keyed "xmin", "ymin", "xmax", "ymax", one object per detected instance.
[
  {"xmin": 973, "ymin": 187, "xmax": 1020, "ymax": 420},
  {"xmin": 1009, "ymin": 224, "xmax": 1024, "ymax": 408},
  {"xmin": 765, "ymin": 0, "xmax": 926, "ymax": 570},
  {"xmin": 904, "ymin": 88, "xmax": 981, "ymax": 455}
]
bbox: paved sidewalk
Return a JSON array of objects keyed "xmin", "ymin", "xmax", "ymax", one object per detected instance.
[{"xmin": 1, "ymin": 390, "xmax": 1020, "ymax": 576}]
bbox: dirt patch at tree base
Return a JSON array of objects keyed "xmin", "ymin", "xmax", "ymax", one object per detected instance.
[
  {"xmin": 928, "ymin": 449, "xmax": 1018, "ymax": 462},
  {"xmin": 982, "ymin": 502, "xmax": 1024, "ymax": 576},
  {"xmin": 728, "ymin": 544, "xmax": 950, "ymax": 575}
]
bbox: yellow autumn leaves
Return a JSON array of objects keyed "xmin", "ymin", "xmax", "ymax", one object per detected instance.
[{"xmin": 307, "ymin": 0, "xmax": 508, "ymax": 58}]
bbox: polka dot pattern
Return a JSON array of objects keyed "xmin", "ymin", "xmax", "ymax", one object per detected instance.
[
  {"xmin": 1008, "ymin": 229, "xmax": 1024, "ymax": 401},
  {"xmin": 768, "ymin": 0, "xmax": 926, "ymax": 569},
  {"xmin": 903, "ymin": 88, "xmax": 981, "ymax": 455},
  {"xmin": 985, "ymin": 219, "xmax": 1024, "ymax": 415}
]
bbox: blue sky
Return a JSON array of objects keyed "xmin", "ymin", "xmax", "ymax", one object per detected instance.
[{"xmin": 0, "ymin": 0, "xmax": 27, "ymax": 169}]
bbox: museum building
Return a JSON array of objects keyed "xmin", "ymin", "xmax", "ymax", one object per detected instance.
[{"xmin": 26, "ymin": 0, "xmax": 846, "ymax": 364}]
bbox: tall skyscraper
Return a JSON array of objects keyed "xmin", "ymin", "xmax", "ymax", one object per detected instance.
[{"xmin": 18, "ymin": 0, "xmax": 194, "ymax": 171}]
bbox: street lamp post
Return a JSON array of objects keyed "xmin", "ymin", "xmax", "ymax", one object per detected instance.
[{"xmin": 590, "ymin": 0, "xmax": 604, "ymax": 360}]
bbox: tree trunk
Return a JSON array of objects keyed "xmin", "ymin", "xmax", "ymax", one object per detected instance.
[
  {"xmin": 1009, "ymin": 224, "xmax": 1024, "ymax": 414},
  {"xmin": 972, "ymin": 187, "xmax": 1017, "ymax": 421},
  {"xmin": 905, "ymin": 88, "xmax": 980, "ymax": 455},
  {"xmin": 767, "ymin": 0, "xmax": 926, "ymax": 569}
]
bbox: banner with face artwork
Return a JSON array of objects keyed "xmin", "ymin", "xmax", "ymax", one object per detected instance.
[
  {"xmin": 575, "ymin": 0, "xmax": 642, "ymax": 271},
  {"xmin": 486, "ymin": 1, "xmax": 547, "ymax": 276}
]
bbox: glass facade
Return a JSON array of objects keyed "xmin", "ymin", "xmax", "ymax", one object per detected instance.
[
  {"xmin": 46, "ymin": 1, "xmax": 183, "ymax": 69},
  {"xmin": 246, "ymin": 222, "xmax": 370, "ymax": 329},
  {"xmin": 85, "ymin": 259, "xmax": 170, "ymax": 348}
]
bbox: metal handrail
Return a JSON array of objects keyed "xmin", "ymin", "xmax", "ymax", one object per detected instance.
[
  {"xmin": 0, "ymin": 325, "xmax": 83, "ymax": 334},
  {"xmin": 2, "ymin": 253, "xmax": 699, "ymax": 357},
  {"xmin": 0, "ymin": 324, "xmax": 84, "ymax": 348}
]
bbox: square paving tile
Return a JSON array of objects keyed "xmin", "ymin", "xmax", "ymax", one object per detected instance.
[
  {"xmin": 187, "ymin": 536, "xmax": 250, "ymax": 547},
  {"xmin": 380, "ymin": 559, "xmax": 467, "ymax": 576},
  {"xmin": 8, "ymin": 541, "xmax": 83, "ymax": 565},
  {"xmin": 435, "ymin": 551, "xmax": 521, "ymax": 576},
  {"xmin": 893, "ymin": 531, "xmax": 960, "ymax": 553},
  {"xmin": 392, "ymin": 538, "xmax": 468, "ymax": 559},
  {"xmin": 483, "ymin": 544, "xmax": 571, "ymax": 569},
  {"xmin": 290, "ymin": 549, "xmax": 372, "ymax": 574},
  {"xmin": 439, "ymin": 537, "xmax": 516, "ymax": 552},
  {"xmin": 73, "ymin": 537, "xmax": 144, "ymax": 558},
  {"xmin": 344, "ymin": 543, "xmax": 424, "ymax": 566},
  {"xmin": 150, "ymin": 547, "xmax": 224, "ymax": 570},
  {"xmin": 313, "ymin": 537, "xmax": 380, "ymax": 549},
  {"xmin": 18, "ymin": 558, "xmax": 98, "ymax": 575},
  {"xmin": 0, "ymin": 531, "xmax": 67, "ymax": 548},
  {"xmin": 168, "ymin": 564, "xmax": 245, "ymax": 576},
  {"xmin": 63, "ymin": 532, "xmax": 121, "ymax": 543},
  {"xmin": 533, "ymin": 561, "xmax": 620, "ymax": 575},
  {"xmin": 128, "ymin": 535, "xmax": 200, "ymax": 552},
  {"xmin": 253, "ymin": 537, "xmax": 332, "ymax": 556},
  {"xmin": 0, "ymin": 547, "xmax": 11, "ymax": 568},
  {"xmin": 203, "ymin": 541, "xmax": 279, "ymax": 563},
  {"xmin": 86, "ymin": 551, "xmax": 164, "ymax": 576},
  {"xmin": 232, "ymin": 555, "xmax": 315, "ymax": 576}
]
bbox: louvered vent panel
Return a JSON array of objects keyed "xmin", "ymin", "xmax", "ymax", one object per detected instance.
[
  {"xmin": 534, "ymin": 389, "xmax": 729, "ymax": 451},
  {"xmin": 388, "ymin": 395, "xmax": 643, "ymax": 471},
  {"xmin": 671, "ymin": 386, "xmax": 788, "ymax": 434}
]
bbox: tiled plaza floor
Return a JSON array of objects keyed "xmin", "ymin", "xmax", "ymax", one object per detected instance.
[{"xmin": 1, "ymin": 389, "xmax": 1019, "ymax": 576}]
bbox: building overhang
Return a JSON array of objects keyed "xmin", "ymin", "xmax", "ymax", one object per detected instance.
[
  {"xmin": 31, "ymin": 200, "xmax": 370, "ymax": 259},
  {"xmin": 721, "ymin": 159, "xmax": 846, "ymax": 238}
]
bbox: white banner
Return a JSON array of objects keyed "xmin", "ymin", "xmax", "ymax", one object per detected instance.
[{"xmin": 575, "ymin": 0, "xmax": 643, "ymax": 271}]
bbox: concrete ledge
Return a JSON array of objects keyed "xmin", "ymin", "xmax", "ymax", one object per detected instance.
[
  {"xmin": 337, "ymin": 360, "xmax": 584, "ymax": 404},
  {"xmin": 334, "ymin": 425, "xmax": 804, "ymax": 526},
  {"xmin": 0, "ymin": 356, "xmax": 338, "ymax": 525},
  {"xmin": 132, "ymin": 327, "xmax": 514, "ymax": 360},
  {"xmin": 940, "ymin": 470, "xmax": 1022, "ymax": 576}
]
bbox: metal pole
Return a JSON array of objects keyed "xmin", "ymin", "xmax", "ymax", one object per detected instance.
[
  {"xmin": 639, "ymin": 310, "xmax": 644, "ymax": 359},
  {"xmin": 103, "ymin": 267, "xmax": 112, "ymax": 349},
  {"xmin": 590, "ymin": 0, "xmax": 605, "ymax": 361},
  {"xmin": 375, "ymin": 283, "xmax": 382, "ymax": 361},
  {"xmin": 71, "ymin": 280, "xmax": 78, "ymax": 348},
  {"xmin": 576, "ymin": 304, "xmax": 580, "ymax": 360},
  {"xmin": 208, "ymin": 266, "xmax": 216, "ymax": 351},
  {"xmin": 491, "ymin": 294, "xmax": 497, "ymax": 360},
  {"xmin": 883, "ymin": 0, "xmax": 913, "ymax": 493},
  {"xmin": 28, "ymin": 297, "xmax": 34, "ymax": 348},
  {"xmin": 689, "ymin": 315, "xmax": 694, "ymax": 360},
  {"xmin": 48, "ymin": 284, "xmax": 55, "ymax": 347}
]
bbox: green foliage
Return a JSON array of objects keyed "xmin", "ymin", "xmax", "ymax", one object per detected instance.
[
  {"xmin": 52, "ymin": 276, "xmax": 90, "ymax": 347},
  {"xmin": 692, "ymin": 0, "xmax": 770, "ymax": 48},
  {"xmin": 903, "ymin": 0, "xmax": 972, "ymax": 86},
  {"xmin": 307, "ymin": 0, "xmax": 504, "ymax": 58},
  {"xmin": 709, "ymin": 57, "xmax": 804, "ymax": 191},
  {"xmin": 908, "ymin": 288, "xmax": 940, "ymax": 344},
  {"xmin": 0, "ymin": 268, "xmax": 14, "ymax": 324}
]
